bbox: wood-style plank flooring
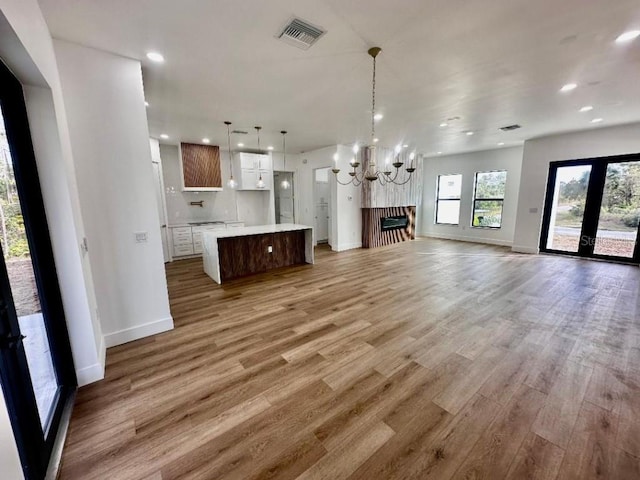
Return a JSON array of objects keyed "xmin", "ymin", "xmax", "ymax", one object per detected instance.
[{"xmin": 59, "ymin": 239, "xmax": 640, "ymax": 479}]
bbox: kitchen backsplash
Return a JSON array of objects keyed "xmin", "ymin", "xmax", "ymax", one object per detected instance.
[{"xmin": 159, "ymin": 144, "xmax": 273, "ymax": 226}]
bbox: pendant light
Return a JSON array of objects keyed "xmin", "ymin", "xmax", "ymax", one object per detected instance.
[
  {"xmin": 224, "ymin": 121, "xmax": 237, "ymax": 189},
  {"xmin": 280, "ymin": 130, "xmax": 290, "ymax": 190},
  {"xmin": 255, "ymin": 126, "xmax": 265, "ymax": 189}
]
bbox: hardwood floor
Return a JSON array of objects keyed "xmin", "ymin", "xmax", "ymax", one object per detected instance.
[{"xmin": 58, "ymin": 238, "xmax": 640, "ymax": 479}]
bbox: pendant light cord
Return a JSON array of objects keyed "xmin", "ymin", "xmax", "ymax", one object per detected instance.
[
  {"xmin": 281, "ymin": 130, "xmax": 287, "ymax": 170},
  {"xmin": 225, "ymin": 121, "xmax": 233, "ymax": 178},
  {"xmin": 255, "ymin": 126, "xmax": 262, "ymax": 179},
  {"xmin": 371, "ymin": 55, "xmax": 376, "ymax": 143}
]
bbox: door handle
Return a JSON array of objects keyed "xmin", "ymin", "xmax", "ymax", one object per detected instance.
[{"xmin": 0, "ymin": 333, "xmax": 26, "ymax": 350}]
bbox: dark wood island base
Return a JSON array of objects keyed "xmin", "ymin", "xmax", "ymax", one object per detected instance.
[{"xmin": 218, "ymin": 230, "xmax": 307, "ymax": 281}]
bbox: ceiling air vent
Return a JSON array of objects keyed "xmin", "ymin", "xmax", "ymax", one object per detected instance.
[
  {"xmin": 231, "ymin": 130, "xmax": 248, "ymax": 135},
  {"xmin": 500, "ymin": 124, "xmax": 521, "ymax": 131},
  {"xmin": 278, "ymin": 17, "xmax": 325, "ymax": 50}
]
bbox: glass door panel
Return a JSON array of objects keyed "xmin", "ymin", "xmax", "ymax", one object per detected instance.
[
  {"xmin": 593, "ymin": 161, "xmax": 640, "ymax": 258},
  {"xmin": 1, "ymin": 106, "xmax": 58, "ymax": 430},
  {"xmin": 545, "ymin": 165, "xmax": 592, "ymax": 252}
]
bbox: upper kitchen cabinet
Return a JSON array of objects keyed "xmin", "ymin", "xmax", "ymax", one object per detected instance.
[
  {"xmin": 180, "ymin": 142, "xmax": 223, "ymax": 191},
  {"xmin": 233, "ymin": 152, "xmax": 272, "ymax": 190}
]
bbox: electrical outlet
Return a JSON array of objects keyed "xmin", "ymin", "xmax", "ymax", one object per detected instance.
[
  {"xmin": 268, "ymin": 245, "xmax": 273, "ymax": 253},
  {"xmin": 135, "ymin": 232, "xmax": 148, "ymax": 243}
]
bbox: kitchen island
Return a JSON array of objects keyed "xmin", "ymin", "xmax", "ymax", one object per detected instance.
[{"xmin": 202, "ymin": 224, "xmax": 314, "ymax": 283}]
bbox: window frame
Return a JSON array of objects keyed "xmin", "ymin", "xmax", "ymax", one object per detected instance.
[
  {"xmin": 471, "ymin": 170, "xmax": 507, "ymax": 229},
  {"xmin": 435, "ymin": 173, "xmax": 463, "ymax": 225}
]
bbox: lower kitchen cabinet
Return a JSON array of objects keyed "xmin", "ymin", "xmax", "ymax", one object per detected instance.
[{"xmin": 170, "ymin": 223, "xmax": 245, "ymax": 258}]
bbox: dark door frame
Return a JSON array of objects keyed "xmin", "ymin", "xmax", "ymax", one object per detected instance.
[
  {"xmin": 540, "ymin": 153, "xmax": 640, "ymax": 264},
  {"xmin": 0, "ymin": 60, "xmax": 77, "ymax": 479}
]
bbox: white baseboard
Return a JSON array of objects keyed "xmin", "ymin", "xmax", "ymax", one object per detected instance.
[
  {"xmin": 511, "ymin": 245, "xmax": 539, "ymax": 254},
  {"xmin": 332, "ymin": 242, "xmax": 362, "ymax": 252},
  {"xmin": 76, "ymin": 361, "xmax": 105, "ymax": 387},
  {"xmin": 75, "ymin": 334, "xmax": 106, "ymax": 386},
  {"xmin": 104, "ymin": 316, "xmax": 174, "ymax": 348},
  {"xmin": 421, "ymin": 232, "xmax": 513, "ymax": 247}
]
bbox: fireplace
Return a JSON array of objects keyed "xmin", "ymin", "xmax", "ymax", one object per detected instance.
[
  {"xmin": 381, "ymin": 215, "xmax": 409, "ymax": 231},
  {"xmin": 362, "ymin": 206, "xmax": 416, "ymax": 248}
]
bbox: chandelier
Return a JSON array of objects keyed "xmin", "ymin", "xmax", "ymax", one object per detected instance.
[{"xmin": 332, "ymin": 47, "xmax": 416, "ymax": 186}]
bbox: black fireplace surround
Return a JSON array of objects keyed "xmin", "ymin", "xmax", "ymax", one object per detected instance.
[{"xmin": 381, "ymin": 215, "xmax": 409, "ymax": 231}]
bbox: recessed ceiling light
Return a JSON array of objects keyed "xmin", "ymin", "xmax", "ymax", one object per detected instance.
[
  {"xmin": 437, "ymin": 151, "xmax": 442, "ymax": 155},
  {"xmin": 466, "ymin": 131, "xmax": 474, "ymax": 136},
  {"xmin": 373, "ymin": 113, "xmax": 384, "ymax": 121},
  {"xmin": 591, "ymin": 118, "xmax": 604, "ymax": 123},
  {"xmin": 498, "ymin": 142, "xmax": 505, "ymax": 146},
  {"xmin": 580, "ymin": 105, "xmax": 593, "ymax": 112},
  {"xmin": 439, "ymin": 122, "xmax": 448, "ymax": 127},
  {"xmin": 144, "ymin": 101, "xmax": 149, "ymax": 107},
  {"xmin": 373, "ymin": 138, "xmax": 379, "ymax": 143},
  {"xmin": 202, "ymin": 138, "xmax": 210, "ymax": 144},
  {"xmin": 616, "ymin": 30, "xmax": 640, "ymax": 43},
  {"xmin": 403, "ymin": 144, "xmax": 409, "ymax": 148},
  {"xmin": 160, "ymin": 134, "xmax": 169, "ymax": 139},
  {"xmin": 146, "ymin": 52, "xmax": 165, "ymax": 63},
  {"xmin": 237, "ymin": 142, "xmax": 244, "ymax": 147},
  {"xmin": 267, "ymin": 146, "xmax": 274, "ymax": 151},
  {"xmin": 560, "ymin": 83, "xmax": 578, "ymax": 93}
]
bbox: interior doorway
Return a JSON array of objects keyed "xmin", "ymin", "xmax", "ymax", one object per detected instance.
[
  {"xmin": 0, "ymin": 60, "xmax": 76, "ymax": 479},
  {"xmin": 273, "ymin": 171, "xmax": 295, "ymax": 224},
  {"xmin": 314, "ymin": 167, "xmax": 330, "ymax": 243},
  {"xmin": 541, "ymin": 154, "xmax": 640, "ymax": 263}
]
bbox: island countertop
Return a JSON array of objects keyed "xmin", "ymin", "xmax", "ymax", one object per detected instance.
[
  {"xmin": 202, "ymin": 224, "xmax": 314, "ymax": 283},
  {"xmin": 202, "ymin": 223, "xmax": 313, "ymax": 239}
]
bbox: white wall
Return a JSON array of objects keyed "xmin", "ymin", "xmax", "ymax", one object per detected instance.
[
  {"xmin": 294, "ymin": 145, "xmax": 363, "ymax": 251},
  {"xmin": 54, "ymin": 40, "xmax": 173, "ymax": 347},
  {"xmin": 334, "ymin": 145, "xmax": 362, "ymax": 250},
  {"xmin": 420, "ymin": 146, "xmax": 524, "ymax": 247},
  {"xmin": 0, "ymin": 0, "xmax": 104, "ymax": 388},
  {"xmin": 297, "ymin": 146, "xmax": 336, "ymax": 247},
  {"xmin": 513, "ymin": 123, "xmax": 640, "ymax": 253},
  {"xmin": 0, "ymin": 391, "xmax": 23, "ymax": 479}
]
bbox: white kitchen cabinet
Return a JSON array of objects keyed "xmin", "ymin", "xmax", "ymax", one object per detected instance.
[
  {"xmin": 234, "ymin": 152, "xmax": 272, "ymax": 190},
  {"xmin": 171, "ymin": 224, "xmax": 245, "ymax": 257},
  {"xmin": 192, "ymin": 224, "xmax": 226, "ymax": 254},
  {"xmin": 172, "ymin": 227, "xmax": 194, "ymax": 256}
]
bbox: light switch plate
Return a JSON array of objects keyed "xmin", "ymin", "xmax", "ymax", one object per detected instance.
[
  {"xmin": 268, "ymin": 245, "xmax": 273, "ymax": 253},
  {"xmin": 135, "ymin": 232, "xmax": 148, "ymax": 243}
]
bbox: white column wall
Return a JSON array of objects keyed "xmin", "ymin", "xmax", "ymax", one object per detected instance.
[{"xmin": 53, "ymin": 40, "xmax": 173, "ymax": 347}]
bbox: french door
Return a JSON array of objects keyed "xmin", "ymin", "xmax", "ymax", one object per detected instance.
[
  {"xmin": 0, "ymin": 61, "xmax": 76, "ymax": 478},
  {"xmin": 540, "ymin": 154, "xmax": 640, "ymax": 264}
]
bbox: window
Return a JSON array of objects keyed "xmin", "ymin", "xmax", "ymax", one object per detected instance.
[
  {"xmin": 472, "ymin": 170, "xmax": 507, "ymax": 228},
  {"xmin": 435, "ymin": 174, "xmax": 462, "ymax": 224}
]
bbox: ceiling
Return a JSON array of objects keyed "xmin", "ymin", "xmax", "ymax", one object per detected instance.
[{"xmin": 38, "ymin": 0, "xmax": 640, "ymax": 157}]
